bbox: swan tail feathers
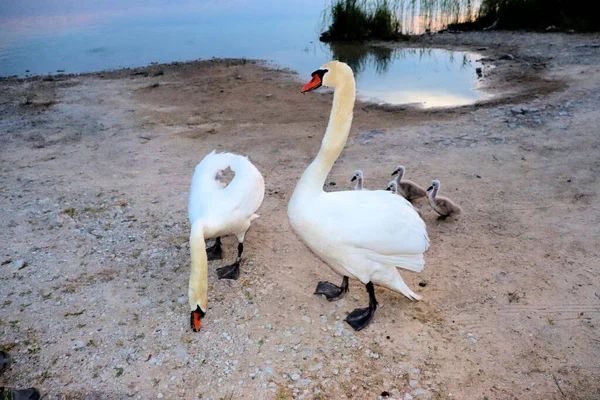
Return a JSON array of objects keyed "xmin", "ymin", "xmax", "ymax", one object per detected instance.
[
  {"xmin": 250, "ymin": 213, "xmax": 260, "ymax": 222},
  {"xmin": 366, "ymin": 252, "xmax": 425, "ymax": 273},
  {"xmin": 390, "ymin": 272, "xmax": 422, "ymax": 301}
]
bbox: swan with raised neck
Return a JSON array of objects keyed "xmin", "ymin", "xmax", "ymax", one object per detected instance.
[{"xmin": 288, "ymin": 61, "xmax": 430, "ymax": 331}]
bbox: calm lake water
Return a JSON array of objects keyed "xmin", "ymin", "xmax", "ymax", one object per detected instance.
[{"xmin": 0, "ymin": 0, "xmax": 486, "ymax": 107}]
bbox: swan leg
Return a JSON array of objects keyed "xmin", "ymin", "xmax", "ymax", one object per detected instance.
[
  {"xmin": 345, "ymin": 282, "xmax": 377, "ymax": 331},
  {"xmin": 206, "ymin": 237, "xmax": 223, "ymax": 261},
  {"xmin": 314, "ymin": 276, "xmax": 349, "ymax": 301},
  {"xmin": 216, "ymin": 242, "xmax": 243, "ymax": 280}
]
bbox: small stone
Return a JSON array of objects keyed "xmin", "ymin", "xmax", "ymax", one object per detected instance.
[
  {"xmin": 263, "ymin": 366, "xmax": 274, "ymax": 376},
  {"xmin": 175, "ymin": 347, "xmax": 188, "ymax": 360},
  {"xmin": 72, "ymin": 341, "xmax": 85, "ymax": 350},
  {"xmin": 265, "ymin": 94, "xmax": 273, "ymax": 98},
  {"xmin": 410, "ymin": 368, "xmax": 421, "ymax": 374},
  {"xmin": 332, "ymin": 368, "xmax": 339, "ymax": 375},
  {"xmin": 500, "ymin": 54, "xmax": 515, "ymax": 60},
  {"xmin": 508, "ymin": 123, "xmax": 518, "ymax": 129},
  {"xmin": 265, "ymin": 324, "xmax": 272, "ymax": 330},
  {"xmin": 469, "ymin": 143, "xmax": 476, "ymax": 148},
  {"xmin": 534, "ymin": 118, "xmax": 542, "ymax": 125},
  {"xmin": 409, "ymin": 379, "xmax": 419, "ymax": 388},
  {"xmin": 412, "ymin": 389, "xmax": 427, "ymax": 397},
  {"xmin": 13, "ymin": 259, "xmax": 28, "ymax": 269},
  {"xmin": 352, "ymin": 295, "xmax": 360, "ymax": 301},
  {"xmin": 308, "ymin": 362, "xmax": 322, "ymax": 371},
  {"xmin": 510, "ymin": 107, "xmax": 524, "ymax": 115},
  {"xmin": 466, "ymin": 332, "xmax": 477, "ymax": 343},
  {"xmin": 370, "ymin": 352, "xmax": 380, "ymax": 359},
  {"xmin": 176, "ymin": 295, "xmax": 186, "ymax": 304},
  {"xmin": 290, "ymin": 373, "xmax": 300, "ymax": 381},
  {"xmin": 157, "ymin": 394, "xmax": 164, "ymax": 399},
  {"xmin": 298, "ymin": 379, "xmax": 311, "ymax": 386},
  {"xmin": 404, "ymin": 394, "xmax": 413, "ymax": 400},
  {"xmin": 279, "ymin": 346, "xmax": 285, "ymax": 352}
]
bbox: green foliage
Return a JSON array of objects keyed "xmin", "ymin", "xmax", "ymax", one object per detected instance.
[{"xmin": 321, "ymin": 0, "xmax": 403, "ymax": 41}]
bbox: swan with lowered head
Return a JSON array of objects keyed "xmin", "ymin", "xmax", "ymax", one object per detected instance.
[
  {"xmin": 351, "ymin": 170, "xmax": 364, "ymax": 190},
  {"xmin": 188, "ymin": 150, "xmax": 264, "ymax": 331},
  {"xmin": 288, "ymin": 61, "xmax": 430, "ymax": 331},
  {"xmin": 391, "ymin": 165, "xmax": 427, "ymax": 203},
  {"xmin": 427, "ymin": 179, "xmax": 461, "ymax": 218}
]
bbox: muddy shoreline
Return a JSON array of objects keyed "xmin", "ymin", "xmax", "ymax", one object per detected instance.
[{"xmin": 1, "ymin": 31, "xmax": 599, "ymax": 399}]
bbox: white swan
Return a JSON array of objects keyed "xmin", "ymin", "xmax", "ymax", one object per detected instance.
[
  {"xmin": 288, "ymin": 61, "xmax": 430, "ymax": 331},
  {"xmin": 188, "ymin": 150, "xmax": 264, "ymax": 331},
  {"xmin": 351, "ymin": 169, "xmax": 364, "ymax": 190}
]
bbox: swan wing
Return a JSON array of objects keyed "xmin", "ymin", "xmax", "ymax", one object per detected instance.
[{"xmin": 312, "ymin": 190, "xmax": 429, "ymax": 257}]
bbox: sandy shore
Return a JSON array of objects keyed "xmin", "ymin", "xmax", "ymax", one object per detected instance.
[{"xmin": 1, "ymin": 31, "xmax": 599, "ymax": 399}]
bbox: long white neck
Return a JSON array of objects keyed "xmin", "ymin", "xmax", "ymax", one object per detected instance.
[
  {"xmin": 295, "ymin": 78, "xmax": 356, "ymax": 194},
  {"xmin": 189, "ymin": 221, "xmax": 208, "ymax": 313}
]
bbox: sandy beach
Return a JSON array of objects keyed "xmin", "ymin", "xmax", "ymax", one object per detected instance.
[{"xmin": 1, "ymin": 31, "xmax": 599, "ymax": 399}]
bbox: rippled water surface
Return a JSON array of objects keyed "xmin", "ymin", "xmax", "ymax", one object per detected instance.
[{"xmin": 0, "ymin": 0, "xmax": 487, "ymax": 107}]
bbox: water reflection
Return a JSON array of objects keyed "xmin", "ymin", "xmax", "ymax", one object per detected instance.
[
  {"xmin": 325, "ymin": 43, "xmax": 486, "ymax": 107},
  {"xmin": 328, "ymin": 43, "xmax": 394, "ymax": 76},
  {"xmin": 0, "ymin": 0, "xmax": 487, "ymax": 107}
]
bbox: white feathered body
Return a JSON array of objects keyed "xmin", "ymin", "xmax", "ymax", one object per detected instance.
[
  {"xmin": 188, "ymin": 150, "xmax": 264, "ymax": 240},
  {"xmin": 289, "ymin": 188, "xmax": 429, "ymax": 300}
]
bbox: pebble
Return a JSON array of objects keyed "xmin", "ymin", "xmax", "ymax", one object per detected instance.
[
  {"xmin": 298, "ymin": 379, "xmax": 311, "ymax": 386},
  {"xmin": 403, "ymin": 394, "xmax": 413, "ymax": 400},
  {"xmin": 308, "ymin": 362, "xmax": 322, "ymax": 371},
  {"xmin": 157, "ymin": 394, "xmax": 164, "ymax": 399},
  {"xmin": 370, "ymin": 352, "xmax": 380, "ymax": 359},
  {"xmin": 265, "ymin": 94, "xmax": 273, "ymax": 98},
  {"xmin": 466, "ymin": 332, "xmax": 477, "ymax": 343},
  {"xmin": 500, "ymin": 53, "xmax": 515, "ymax": 60},
  {"xmin": 510, "ymin": 107, "xmax": 524, "ymax": 115},
  {"xmin": 176, "ymin": 295, "xmax": 187, "ymax": 304},
  {"xmin": 175, "ymin": 347, "xmax": 188, "ymax": 360},
  {"xmin": 265, "ymin": 324, "xmax": 272, "ymax": 330},
  {"xmin": 290, "ymin": 373, "xmax": 300, "ymax": 381},
  {"xmin": 72, "ymin": 341, "xmax": 85, "ymax": 350},
  {"xmin": 409, "ymin": 379, "xmax": 419, "ymax": 388},
  {"xmin": 412, "ymin": 389, "xmax": 427, "ymax": 397},
  {"xmin": 352, "ymin": 295, "xmax": 360, "ymax": 301},
  {"xmin": 13, "ymin": 259, "xmax": 27, "ymax": 269},
  {"xmin": 332, "ymin": 368, "xmax": 339, "ymax": 375},
  {"xmin": 279, "ymin": 346, "xmax": 285, "ymax": 352}
]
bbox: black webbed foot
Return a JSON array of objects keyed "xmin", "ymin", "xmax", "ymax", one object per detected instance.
[
  {"xmin": 344, "ymin": 281, "xmax": 377, "ymax": 331},
  {"xmin": 314, "ymin": 282, "xmax": 344, "ymax": 300},
  {"xmin": 216, "ymin": 261, "xmax": 240, "ymax": 280},
  {"xmin": 345, "ymin": 306, "xmax": 375, "ymax": 331},
  {"xmin": 314, "ymin": 276, "xmax": 349, "ymax": 301},
  {"xmin": 206, "ymin": 237, "xmax": 223, "ymax": 260}
]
